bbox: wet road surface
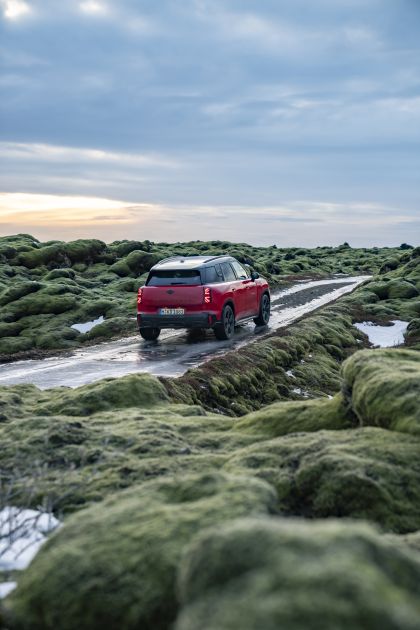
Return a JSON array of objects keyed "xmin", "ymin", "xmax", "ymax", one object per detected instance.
[{"xmin": 0, "ymin": 276, "xmax": 370, "ymax": 389}]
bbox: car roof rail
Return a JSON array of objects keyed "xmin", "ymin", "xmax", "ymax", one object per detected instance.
[
  {"xmin": 156, "ymin": 255, "xmax": 184, "ymax": 265},
  {"xmin": 157, "ymin": 254, "xmax": 227, "ymax": 263},
  {"xmin": 203, "ymin": 255, "xmax": 231, "ymax": 263},
  {"xmin": 154, "ymin": 254, "xmax": 231, "ymax": 267}
]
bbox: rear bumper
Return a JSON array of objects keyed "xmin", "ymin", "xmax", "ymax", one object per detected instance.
[{"xmin": 137, "ymin": 313, "xmax": 217, "ymax": 329}]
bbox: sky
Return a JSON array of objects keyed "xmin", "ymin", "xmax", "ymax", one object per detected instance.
[{"xmin": 0, "ymin": 0, "xmax": 419, "ymax": 247}]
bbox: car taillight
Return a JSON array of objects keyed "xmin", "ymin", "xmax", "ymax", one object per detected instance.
[
  {"xmin": 137, "ymin": 288, "xmax": 143, "ymax": 306},
  {"xmin": 203, "ymin": 287, "xmax": 212, "ymax": 304}
]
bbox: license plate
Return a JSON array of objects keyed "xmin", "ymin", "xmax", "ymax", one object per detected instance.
[{"xmin": 160, "ymin": 308, "xmax": 185, "ymax": 315}]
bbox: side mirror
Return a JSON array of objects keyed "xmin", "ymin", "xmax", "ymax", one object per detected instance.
[{"xmin": 251, "ymin": 271, "xmax": 260, "ymax": 281}]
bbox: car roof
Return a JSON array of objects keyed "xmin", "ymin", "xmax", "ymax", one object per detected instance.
[{"xmin": 151, "ymin": 255, "xmax": 235, "ymax": 271}]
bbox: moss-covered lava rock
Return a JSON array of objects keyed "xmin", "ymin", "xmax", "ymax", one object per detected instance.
[
  {"xmin": 225, "ymin": 427, "xmax": 420, "ymax": 533},
  {"xmin": 342, "ymin": 348, "xmax": 420, "ymax": 435},
  {"xmin": 5, "ymin": 474, "xmax": 276, "ymax": 630},
  {"xmin": 176, "ymin": 518, "xmax": 420, "ymax": 630}
]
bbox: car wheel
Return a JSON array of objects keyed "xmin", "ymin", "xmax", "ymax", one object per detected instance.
[
  {"xmin": 254, "ymin": 293, "xmax": 270, "ymax": 326},
  {"xmin": 214, "ymin": 304, "xmax": 235, "ymax": 340},
  {"xmin": 139, "ymin": 327, "xmax": 161, "ymax": 341}
]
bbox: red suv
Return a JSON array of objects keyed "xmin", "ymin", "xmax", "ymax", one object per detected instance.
[{"xmin": 137, "ymin": 255, "xmax": 270, "ymax": 341}]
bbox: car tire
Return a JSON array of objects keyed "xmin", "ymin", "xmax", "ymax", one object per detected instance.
[
  {"xmin": 214, "ymin": 304, "xmax": 235, "ymax": 340},
  {"xmin": 139, "ymin": 327, "xmax": 161, "ymax": 341},
  {"xmin": 254, "ymin": 293, "xmax": 270, "ymax": 326}
]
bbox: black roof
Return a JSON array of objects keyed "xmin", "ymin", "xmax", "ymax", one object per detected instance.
[{"xmin": 151, "ymin": 255, "xmax": 235, "ymax": 271}]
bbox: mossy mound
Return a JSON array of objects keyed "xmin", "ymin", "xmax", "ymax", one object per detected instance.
[
  {"xmin": 176, "ymin": 518, "xmax": 420, "ymax": 630},
  {"xmin": 224, "ymin": 428, "xmax": 420, "ymax": 532},
  {"xmin": 0, "ymin": 282, "xmax": 42, "ymax": 306},
  {"xmin": 367, "ymin": 279, "xmax": 419, "ymax": 302},
  {"xmin": 17, "ymin": 239, "xmax": 107, "ymax": 269},
  {"xmin": 5, "ymin": 473, "xmax": 276, "ymax": 630},
  {"xmin": 235, "ymin": 394, "xmax": 353, "ymax": 436},
  {"xmin": 167, "ymin": 307, "xmax": 363, "ymax": 414},
  {"xmin": 0, "ymin": 336, "xmax": 33, "ymax": 354},
  {"xmin": 405, "ymin": 318, "xmax": 420, "ymax": 347},
  {"xmin": 3, "ymin": 291, "xmax": 78, "ymax": 320},
  {"xmin": 233, "ymin": 345, "xmax": 420, "ymax": 439},
  {"xmin": 342, "ymin": 349, "xmax": 420, "ymax": 435},
  {"xmin": 387, "ymin": 280, "xmax": 419, "ymax": 299},
  {"xmin": 0, "ymin": 376, "xmax": 251, "ymax": 513},
  {"xmin": 36, "ymin": 373, "xmax": 170, "ymax": 416},
  {"xmin": 83, "ymin": 316, "xmax": 137, "ymax": 340}
]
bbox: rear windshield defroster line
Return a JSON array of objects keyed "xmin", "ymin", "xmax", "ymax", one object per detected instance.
[{"xmin": 146, "ymin": 270, "xmax": 203, "ymax": 286}]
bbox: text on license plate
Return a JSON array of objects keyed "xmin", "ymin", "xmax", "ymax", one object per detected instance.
[{"xmin": 160, "ymin": 308, "xmax": 185, "ymax": 315}]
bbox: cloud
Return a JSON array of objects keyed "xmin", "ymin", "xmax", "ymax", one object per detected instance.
[
  {"xmin": 0, "ymin": 0, "xmax": 31, "ymax": 20},
  {"xmin": 192, "ymin": 3, "xmax": 314, "ymax": 56},
  {"xmin": 0, "ymin": 193, "xmax": 417, "ymax": 247},
  {"xmin": 79, "ymin": 1, "xmax": 109, "ymax": 16},
  {"xmin": 0, "ymin": 1, "xmax": 419, "ymax": 246},
  {"xmin": 0, "ymin": 142, "xmax": 180, "ymax": 169}
]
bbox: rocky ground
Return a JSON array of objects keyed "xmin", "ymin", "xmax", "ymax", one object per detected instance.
[{"xmin": 0, "ymin": 238, "xmax": 420, "ymax": 629}]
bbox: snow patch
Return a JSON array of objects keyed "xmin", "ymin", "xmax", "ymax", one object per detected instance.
[
  {"xmin": 354, "ymin": 320, "xmax": 409, "ymax": 348},
  {"xmin": 0, "ymin": 507, "xmax": 60, "ymax": 598},
  {"xmin": 0, "ymin": 582, "xmax": 17, "ymax": 598},
  {"xmin": 71, "ymin": 316, "xmax": 105, "ymax": 334},
  {"xmin": 292, "ymin": 387, "xmax": 309, "ymax": 398}
]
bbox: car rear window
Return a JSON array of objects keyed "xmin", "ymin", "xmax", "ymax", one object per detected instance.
[{"xmin": 146, "ymin": 270, "xmax": 202, "ymax": 286}]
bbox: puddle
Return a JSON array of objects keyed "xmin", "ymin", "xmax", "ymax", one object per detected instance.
[
  {"xmin": 71, "ymin": 316, "xmax": 105, "ymax": 334},
  {"xmin": 354, "ymin": 320, "xmax": 409, "ymax": 348}
]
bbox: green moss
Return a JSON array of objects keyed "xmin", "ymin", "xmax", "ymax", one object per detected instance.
[
  {"xmin": 83, "ymin": 317, "xmax": 137, "ymax": 340},
  {"xmin": 5, "ymin": 292, "xmax": 77, "ymax": 319},
  {"xmin": 5, "ymin": 473, "xmax": 276, "ymax": 630},
  {"xmin": 34, "ymin": 329, "xmax": 78, "ymax": 350},
  {"xmin": 405, "ymin": 318, "xmax": 420, "ymax": 347},
  {"xmin": 342, "ymin": 349, "xmax": 420, "ymax": 435},
  {"xmin": 64, "ymin": 239, "xmax": 107, "ymax": 264},
  {"xmin": 0, "ymin": 282, "xmax": 42, "ymax": 306},
  {"xmin": 176, "ymin": 518, "xmax": 420, "ymax": 630},
  {"xmin": 235, "ymin": 393, "xmax": 353, "ymax": 436},
  {"xmin": 379, "ymin": 258, "xmax": 400, "ymax": 273},
  {"xmin": 0, "ymin": 322, "xmax": 24, "ymax": 338},
  {"xmin": 16, "ymin": 244, "xmax": 63, "ymax": 269},
  {"xmin": 367, "ymin": 281, "xmax": 389, "ymax": 300},
  {"xmin": 37, "ymin": 373, "xmax": 170, "ymax": 416},
  {"xmin": 0, "ymin": 393, "xmax": 251, "ymax": 513},
  {"xmin": 168, "ymin": 307, "xmax": 362, "ymax": 414},
  {"xmin": 17, "ymin": 240, "xmax": 106, "ymax": 269},
  {"xmin": 44, "ymin": 269, "xmax": 76, "ymax": 281},
  {"xmin": 224, "ymin": 428, "xmax": 420, "ymax": 533},
  {"xmin": 109, "ymin": 260, "xmax": 130, "ymax": 276},
  {"xmin": 0, "ymin": 336, "xmax": 32, "ymax": 355},
  {"xmin": 387, "ymin": 280, "xmax": 419, "ymax": 300},
  {"xmin": 125, "ymin": 250, "xmax": 161, "ymax": 273}
]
